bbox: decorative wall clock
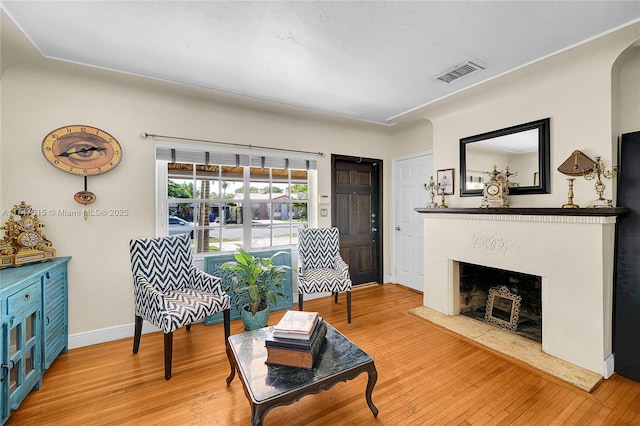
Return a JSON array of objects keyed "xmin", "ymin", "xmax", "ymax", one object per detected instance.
[
  {"xmin": 0, "ymin": 201, "xmax": 56, "ymax": 268},
  {"xmin": 42, "ymin": 125, "xmax": 122, "ymax": 205},
  {"xmin": 481, "ymin": 166, "xmax": 509, "ymax": 208}
]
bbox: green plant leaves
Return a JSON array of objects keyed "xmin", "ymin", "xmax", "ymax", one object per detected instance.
[{"xmin": 221, "ymin": 248, "xmax": 290, "ymax": 315}]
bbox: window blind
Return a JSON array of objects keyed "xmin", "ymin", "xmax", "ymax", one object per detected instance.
[{"xmin": 156, "ymin": 142, "xmax": 317, "ymax": 170}]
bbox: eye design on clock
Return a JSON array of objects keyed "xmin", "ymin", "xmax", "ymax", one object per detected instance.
[
  {"xmin": 42, "ymin": 125, "xmax": 122, "ymax": 176},
  {"xmin": 51, "ymin": 133, "xmax": 114, "ymax": 168},
  {"xmin": 58, "ymin": 144, "xmax": 107, "ymax": 159}
]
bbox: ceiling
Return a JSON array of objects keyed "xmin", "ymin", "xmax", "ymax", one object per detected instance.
[{"xmin": 2, "ymin": 1, "xmax": 640, "ymax": 126}]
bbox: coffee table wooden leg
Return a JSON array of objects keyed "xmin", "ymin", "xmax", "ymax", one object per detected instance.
[
  {"xmin": 251, "ymin": 403, "xmax": 266, "ymax": 426},
  {"xmin": 225, "ymin": 345, "xmax": 236, "ymax": 386},
  {"xmin": 365, "ymin": 363, "xmax": 379, "ymax": 417}
]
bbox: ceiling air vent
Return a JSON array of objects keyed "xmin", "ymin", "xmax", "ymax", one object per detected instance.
[{"xmin": 434, "ymin": 61, "xmax": 485, "ymax": 83}]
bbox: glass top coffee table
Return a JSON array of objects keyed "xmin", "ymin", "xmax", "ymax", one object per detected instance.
[{"xmin": 226, "ymin": 322, "xmax": 378, "ymax": 426}]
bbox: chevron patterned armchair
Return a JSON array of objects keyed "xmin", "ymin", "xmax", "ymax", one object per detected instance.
[
  {"xmin": 129, "ymin": 234, "xmax": 232, "ymax": 380},
  {"xmin": 297, "ymin": 227, "xmax": 352, "ymax": 323}
]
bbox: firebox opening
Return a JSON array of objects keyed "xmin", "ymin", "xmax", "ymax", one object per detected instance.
[{"xmin": 459, "ymin": 262, "xmax": 542, "ymax": 343}]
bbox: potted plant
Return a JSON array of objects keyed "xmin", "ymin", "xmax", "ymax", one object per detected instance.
[{"xmin": 222, "ymin": 248, "xmax": 290, "ymax": 330}]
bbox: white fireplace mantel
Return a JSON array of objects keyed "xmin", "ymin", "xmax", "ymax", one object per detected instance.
[{"xmin": 416, "ymin": 207, "xmax": 626, "ymax": 377}]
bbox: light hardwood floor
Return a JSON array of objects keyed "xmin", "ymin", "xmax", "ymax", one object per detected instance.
[{"xmin": 7, "ymin": 284, "xmax": 640, "ymax": 425}]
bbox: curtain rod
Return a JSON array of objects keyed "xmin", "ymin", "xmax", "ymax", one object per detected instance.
[{"xmin": 141, "ymin": 132, "xmax": 324, "ymax": 157}]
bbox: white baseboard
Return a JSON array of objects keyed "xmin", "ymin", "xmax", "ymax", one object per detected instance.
[
  {"xmin": 604, "ymin": 353, "xmax": 615, "ymax": 379},
  {"xmin": 384, "ymin": 274, "xmax": 394, "ymax": 283},
  {"xmin": 69, "ymin": 292, "xmax": 341, "ymax": 349},
  {"xmin": 68, "ymin": 322, "xmax": 160, "ymax": 349},
  {"xmin": 300, "ymin": 292, "xmax": 329, "ymax": 301}
]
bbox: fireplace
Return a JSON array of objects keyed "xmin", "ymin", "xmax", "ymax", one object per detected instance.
[
  {"xmin": 459, "ymin": 262, "xmax": 542, "ymax": 343},
  {"xmin": 416, "ymin": 208, "xmax": 622, "ymax": 377}
]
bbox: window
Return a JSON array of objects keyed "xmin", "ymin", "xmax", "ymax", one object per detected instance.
[
  {"xmin": 156, "ymin": 143, "xmax": 315, "ymax": 255},
  {"xmin": 248, "ymin": 166, "xmax": 309, "ymax": 249}
]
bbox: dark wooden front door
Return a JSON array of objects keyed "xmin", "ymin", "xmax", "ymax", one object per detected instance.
[{"xmin": 332, "ymin": 155, "xmax": 382, "ymax": 285}]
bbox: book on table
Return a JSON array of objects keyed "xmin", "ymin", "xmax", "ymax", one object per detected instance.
[
  {"xmin": 265, "ymin": 320, "xmax": 327, "ymax": 368},
  {"xmin": 266, "ymin": 318, "xmax": 327, "ymax": 350},
  {"xmin": 272, "ymin": 310, "xmax": 319, "ymax": 340}
]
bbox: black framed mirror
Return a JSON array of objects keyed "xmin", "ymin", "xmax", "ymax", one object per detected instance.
[{"xmin": 460, "ymin": 118, "xmax": 550, "ymax": 197}]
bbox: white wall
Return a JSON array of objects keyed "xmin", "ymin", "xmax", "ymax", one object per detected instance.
[
  {"xmin": 618, "ymin": 46, "xmax": 640, "ymax": 135},
  {"xmin": 412, "ymin": 22, "xmax": 640, "ymax": 209},
  {"xmin": 385, "ymin": 118, "xmax": 433, "ymax": 157},
  {"xmin": 1, "ymin": 15, "xmax": 434, "ymax": 343}
]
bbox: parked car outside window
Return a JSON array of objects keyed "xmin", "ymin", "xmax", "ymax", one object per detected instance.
[{"xmin": 168, "ymin": 216, "xmax": 194, "ymax": 238}]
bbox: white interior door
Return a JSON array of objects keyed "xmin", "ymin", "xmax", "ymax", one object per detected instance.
[{"xmin": 393, "ymin": 152, "xmax": 433, "ymax": 292}]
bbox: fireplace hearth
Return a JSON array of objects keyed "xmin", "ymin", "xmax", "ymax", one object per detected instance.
[{"xmin": 459, "ymin": 262, "xmax": 542, "ymax": 343}]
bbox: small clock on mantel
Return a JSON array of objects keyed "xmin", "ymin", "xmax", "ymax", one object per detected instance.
[
  {"xmin": 0, "ymin": 201, "xmax": 56, "ymax": 268},
  {"xmin": 481, "ymin": 166, "xmax": 510, "ymax": 208},
  {"xmin": 41, "ymin": 125, "xmax": 122, "ymax": 205}
]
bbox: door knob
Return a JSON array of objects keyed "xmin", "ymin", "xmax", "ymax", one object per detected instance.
[
  {"xmin": 0, "ymin": 360, "xmax": 14, "ymax": 381},
  {"xmin": 395, "ymin": 226, "xmax": 401, "ymax": 231}
]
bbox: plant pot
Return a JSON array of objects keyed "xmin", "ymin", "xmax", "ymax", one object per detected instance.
[{"xmin": 240, "ymin": 304, "xmax": 270, "ymax": 331}]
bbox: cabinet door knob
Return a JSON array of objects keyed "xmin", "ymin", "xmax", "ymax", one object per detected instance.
[
  {"xmin": 24, "ymin": 293, "xmax": 31, "ymax": 301},
  {"xmin": 1, "ymin": 360, "xmax": 14, "ymax": 381}
]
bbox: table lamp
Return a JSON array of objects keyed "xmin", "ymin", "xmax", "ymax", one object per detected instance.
[{"xmin": 557, "ymin": 150, "xmax": 596, "ymax": 208}]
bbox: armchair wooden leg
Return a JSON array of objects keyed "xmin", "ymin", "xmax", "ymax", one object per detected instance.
[
  {"xmin": 334, "ymin": 292, "xmax": 339, "ymax": 303},
  {"xmin": 133, "ymin": 315, "xmax": 143, "ymax": 354},
  {"xmin": 223, "ymin": 308, "xmax": 231, "ymax": 341},
  {"xmin": 224, "ymin": 308, "xmax": 235, "ymax": 386},
  {"xmin": 347, "ymin": 291, "xmax": 352, "ymax": 323},
  {"xmin": 298, "ymin": 293, "xmax": 304, "ymax": 311},
  {"xmin": 164, "ymin": 332, "xmax": 173, "ymax": 380},
  {"xmin": 186, "ymin": 324, "xmax": 191, "ymax": 331}
]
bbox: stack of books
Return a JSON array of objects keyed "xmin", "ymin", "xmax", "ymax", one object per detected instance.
[{"xmin": 265, "ymin": 310, "xmax": 327, "ymax": 368}]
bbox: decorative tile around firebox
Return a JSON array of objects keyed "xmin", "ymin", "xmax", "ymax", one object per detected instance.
[{"xmin": 409, "ymin": 306, "xmax": 602, "ymax": 392}]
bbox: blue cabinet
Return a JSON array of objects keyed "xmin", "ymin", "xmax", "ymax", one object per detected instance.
[
  {"xmin": 42, "ymin": 263, "xmax": 68, "ymax": 370},
  {"xmin": 0, "ymin": 257, "xmax": 70, "ymax": 424},
  {"xmin": 0, "ymin": 315, "xmax": 6, "ymax": 425},
  {"xmin": 203, "ymin": 248, "xmax": 293, "ymax": 325},
  {"xmin": 6, "ymin": 280, "xmax": 41, "ymax": 415}
]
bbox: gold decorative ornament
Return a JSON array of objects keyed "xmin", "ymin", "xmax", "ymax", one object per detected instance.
[
  {"xmin": 583, "ymin": 156, "xmax": 618, "ymax": 208},
  {"xmin": 562, "ymin": 178, "xmax": 579, "ymax": 209},
  {"xmin": 42, "ymin": 125, "xmax": 122, "ymax": 207},
  {"xmin": 484, "ymin": 286, "xmax": 522, "ymax": 332},
  {"xmin": 481, "ymin": 166, "xmax": 509, "ymax": 208},
  {"xmin": 424, "ymin": 177, "xmax": 438, "ymax": 208},
  {"xmin": 437, "ymin": 183, "xmax": 448, "ymax": 208},
  {"xmin": 0, "ymin": 201, "xmax": 55, "ymax": 268},
  {"xmin": 504, "ymin": 166, "xmax": 519, "ymax": 188}
]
